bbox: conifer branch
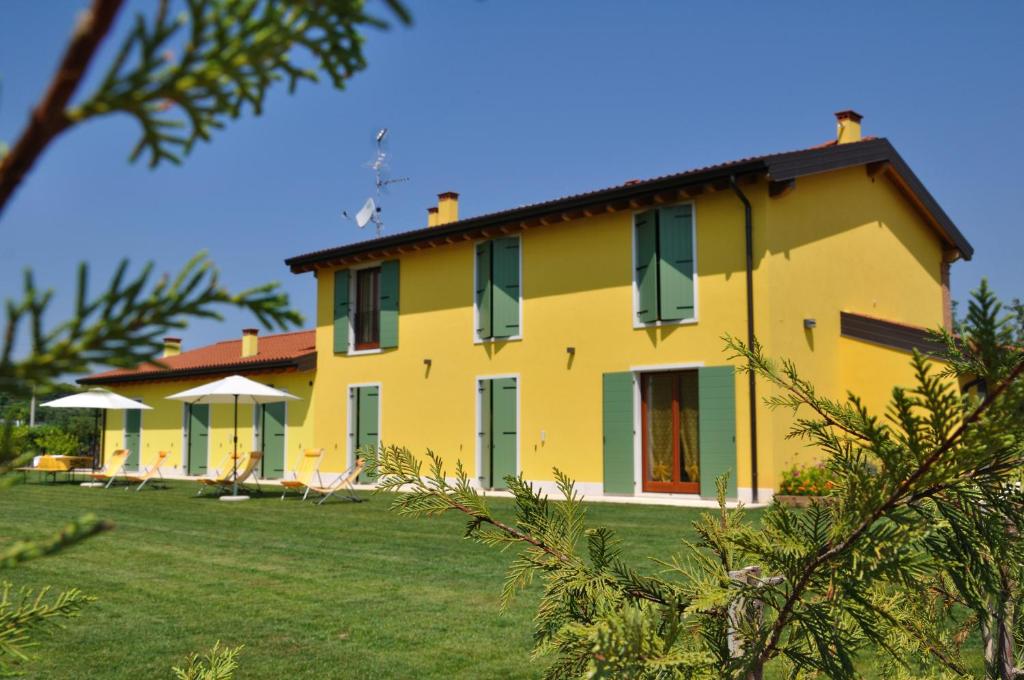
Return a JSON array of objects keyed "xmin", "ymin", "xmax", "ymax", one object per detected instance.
[{"xmin": 754, "ymin": 356, "xmax": 1024, "ymax": 667}]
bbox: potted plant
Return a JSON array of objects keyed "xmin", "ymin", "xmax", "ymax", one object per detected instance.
[{"xmin": 774, "ymin": 463, "xmax": 836, "ymax": 507}]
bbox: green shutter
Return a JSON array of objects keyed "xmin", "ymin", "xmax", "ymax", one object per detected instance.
[
  {"xmin": 475, "ymin": 241, "xmax": 493, "ymax": 339},
  {"xmin": 355, "ymin": 385, "xmax": 380, "ymax": 483},
  {"xmin": 634, "ymin": 210, "xmax": 658, "ymax": 324},
  {"xmin": 478, "ymin": 380, "xmax": 492, "ymax": 487},
  {"xmin": 260, "ymin": 402, "xmax": 286, "ymax": 479},
  {"xmin": 657, "ymin": 205, "xmax": 695, "ymax": 321},
  {"xmin": 124, "ymin": 408, "xmax": 141, "ymax": 471},
  {"xmin": 333, "ymin": 269, "xmax": 350, "ymax": 354},
  {"xmin": 698, "ymin": 366, "xmax": 737, "ymax": 499},
  {"xmin": 602, "ymin": 372, "xmax": 635, "ymax": 494},
  {"xmin": 379, "ymin": 260, "xmax": 399, "ymax": 349},
  {"xmin": 187, "ymin": 404, "xmax": 209, "ymax": 475},
  {"xmin": 492, "ymin": 237, "xmax": 521, "ymax": 338},
  {"xmin": 490, "ymin": 377, "xmax": 518, "ymax": 490}
]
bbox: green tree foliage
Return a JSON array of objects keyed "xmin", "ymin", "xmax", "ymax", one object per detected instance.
[
  {"xmin": 371, "ymin": 281, "xmax": 1024, "ymax": 679},
  {"xmin": 0, "ymin": 252, "xmax": 301, "ymax": 411},
  {"xmin": 0, "ymin": 384, "xmax": 97, "ymax": 447}
]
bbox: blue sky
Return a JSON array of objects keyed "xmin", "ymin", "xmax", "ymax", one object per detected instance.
[{"xmin": 1, "ymin": 1, "xmax": 1022, "ymax": 360}]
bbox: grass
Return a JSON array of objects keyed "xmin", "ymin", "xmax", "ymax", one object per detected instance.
[{"xmin": 0, "ymin": 479, "xmax": 726, "ymax": 679}]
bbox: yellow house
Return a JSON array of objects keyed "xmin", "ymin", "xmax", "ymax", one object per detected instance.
[
  {"xmin": 80, "ymin": 330, "xmax": 316, "ymax": 480},
  {"xmin": 81, "ymin": 111, "xmax": 972, "ymax": 503}
]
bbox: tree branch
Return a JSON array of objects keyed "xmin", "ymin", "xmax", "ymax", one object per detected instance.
[
  {"xmin": 0, "ymin": 0, "xmax": 124, "ymax": 216},
  {"xmin": 754, "ymin": 358, "xmax": 1024, "ymax": 667}
]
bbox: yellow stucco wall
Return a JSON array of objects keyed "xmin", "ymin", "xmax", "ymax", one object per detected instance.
[
  {"xmin": 756, "ymin": 167, "xmax": 947, "ymax": 482},
  {"xmin": 100, "ymin": 371, "xmax": 315, "ymax": 475}
]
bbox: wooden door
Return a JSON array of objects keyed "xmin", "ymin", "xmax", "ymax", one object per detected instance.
[{"xmin": 641, "ymin": 371, "xmax": 700, "ymax": 494}]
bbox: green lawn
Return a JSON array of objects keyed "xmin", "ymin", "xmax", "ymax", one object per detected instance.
[{"xmin": 0, "ymin": 480, "xmax": 728, "ymax": 679}]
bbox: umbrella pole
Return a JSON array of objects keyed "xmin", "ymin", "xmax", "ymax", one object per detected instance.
[
  {"xmin": 232, "ymin": 394, "xmax": 239, "ymax": 497},
  {"xmin": 100, "ymin": 410, "xmax": 107, "ymax": 469},
  {"xmin": 92, "ymin": 410, "xmax": 100, "ymax": 470}
]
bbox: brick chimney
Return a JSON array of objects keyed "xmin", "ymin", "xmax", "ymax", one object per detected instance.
[
  {"xmin": 835, "ymin": 110, "xmax": 863, "ymax": 144},
  {"xmin": 241, "ymin": 328, "xmax": 259, "ymax": 358},
  {"xmin": 163, "ymin": 337, "xmax": 181, "ymax": 357},
  {"xmin": 427, "ymin": 206, "xmax": 439, "ymax": 227}
]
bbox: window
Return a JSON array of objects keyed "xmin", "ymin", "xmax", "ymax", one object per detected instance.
[
  {"xmin": 332, "ymin": 261, "xmax": 400, "ymax": 354},
  {"xmin": 354, "ymin": 267, "xmax": 380, "ymax": 349},
  {"xmin": 634, "ymin": 204, "xmax": 695, "ymax": 325},
  {"xmin": 475, "ymin": 236, "xmax": 521, "ymax": 340},
  {"xmin": 640, "ymin": 371, "xmax": 700, "ymax": 494}
]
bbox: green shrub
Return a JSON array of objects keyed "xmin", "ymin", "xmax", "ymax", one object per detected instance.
[
  {"xmin": 777, "ymin": 463, "xmax": 836, "ymax": 496},
  {"xmin": 34, "ymin": 427, "xmax": 81, "ymax": 456},
  {"xmin": 8, "ymin": 425, "xmax": 81, "ymax": 457}
]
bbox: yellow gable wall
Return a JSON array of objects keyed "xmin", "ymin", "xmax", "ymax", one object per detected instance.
[
  {"xmin": 757, "ymin": 166, "xmax": 947, "ymax": 477},
  {"xmin": 100, "ymin": 371, "xmax": 315, "ymax": 474},
  {"xmin": 312, "ymin": 186, "xmax": 760, "ymax": 489}
]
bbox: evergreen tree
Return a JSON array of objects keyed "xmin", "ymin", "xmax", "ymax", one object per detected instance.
[{"xmin": 371, "ymin": 281, "xmax": 1024, "ymax": 679}]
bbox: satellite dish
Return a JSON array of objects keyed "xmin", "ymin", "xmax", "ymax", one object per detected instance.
[{"xmin": 355, "ymin": 197, "xmax": 376, "ymax": 229}]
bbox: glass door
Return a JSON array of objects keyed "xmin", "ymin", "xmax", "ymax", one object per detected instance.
[{"xmin": 641, "ymin": 371, "xmax": 700, "ymax": 493}]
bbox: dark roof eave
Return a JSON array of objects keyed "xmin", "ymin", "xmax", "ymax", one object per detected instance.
[
  {"xmin": 77, "ymin": 353, "xmax": 317, "ymax": 386},
  {"xmin": 286, "ymin": 138, "xmax": 972, "ymax": 270}
]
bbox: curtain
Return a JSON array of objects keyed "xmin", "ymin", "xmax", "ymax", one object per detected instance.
[{"xmin": 678, "ymin": 372, "xmax": 700, "ymax": 483}]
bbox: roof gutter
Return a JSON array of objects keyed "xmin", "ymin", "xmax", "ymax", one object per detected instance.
[{"xmin": 729, "ymin": 175, "xmax": 759, "ymax": 504}]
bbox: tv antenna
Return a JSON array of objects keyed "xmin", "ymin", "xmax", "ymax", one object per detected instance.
[{"xmin": 342, "ymin": 128, "xmax": 409, "ymax": 236}]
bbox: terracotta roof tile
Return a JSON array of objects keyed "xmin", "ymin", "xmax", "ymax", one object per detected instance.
[{"xmin": 79, "ymin": 329, "xmax": 316, "ymax": 385}]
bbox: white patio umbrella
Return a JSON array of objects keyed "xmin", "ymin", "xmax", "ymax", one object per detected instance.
[
  {"xmin": 166, "ymin": 375, "xmax": 299, "ymax": 501},
  {"xmin": 40, "ymin": 388, "xmax": 152, "ymax": 469}
]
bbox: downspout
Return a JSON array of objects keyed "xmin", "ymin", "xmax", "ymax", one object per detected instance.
[{"xmin": 729, "ymin": 175, "xmax": 759, "ymax": 503}]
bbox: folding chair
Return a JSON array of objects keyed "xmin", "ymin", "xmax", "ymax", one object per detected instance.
[
  {"xmin": 278, "ymin": 449, "xmax": 325, "ymax": 500},
  {"xmin": 123, "ymin": 450, "xmax": 171, "ymax": 491},
  {"xmin": 303, "ymin": 458, "xmax": 366, "ymax": 506},
  {"xmin": 86, "ymin": 450, "xmax": 131, "ymax": 488}
]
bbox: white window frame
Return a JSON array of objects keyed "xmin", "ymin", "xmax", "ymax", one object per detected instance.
[
  {"xmin": 347, "ymin": 382, "xmax": 382, "ymax": 471},
  {"xmin": 631, "ymin": 202, "xmax": 699, "ymax": 329},
  {"xmin": 345, "ymin": 260, "xmax": 385, "ymax": 356},
  {"xmin": 474, "ymin": 373, "xmax": 521, "ymax": 489},
  {"xmin": 473, "ymin": 234, "xmax": 524, "ymax": 344}
]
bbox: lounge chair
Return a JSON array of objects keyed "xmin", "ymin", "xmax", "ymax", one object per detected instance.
[
  {"xmin": 123, "ymin": 450, "xmax": 171, "ymax": 491},
  {"xmin": 303, "ymin": 458, "xmax": 365, "ymax": 506},
  {"xmin": 278, "ymin": 449, "xmax": 325, "ymax": 500},
  {"xmin": 87, "ymin": 450, "xmax": 131, "ymax": 488},
  {"xmin": 196, "ymin": 451, "xmax": 263, "ymax": 496},
  {"xmin": 192, "ymin": 451, "xmax": 235, "ymax": 495}
]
